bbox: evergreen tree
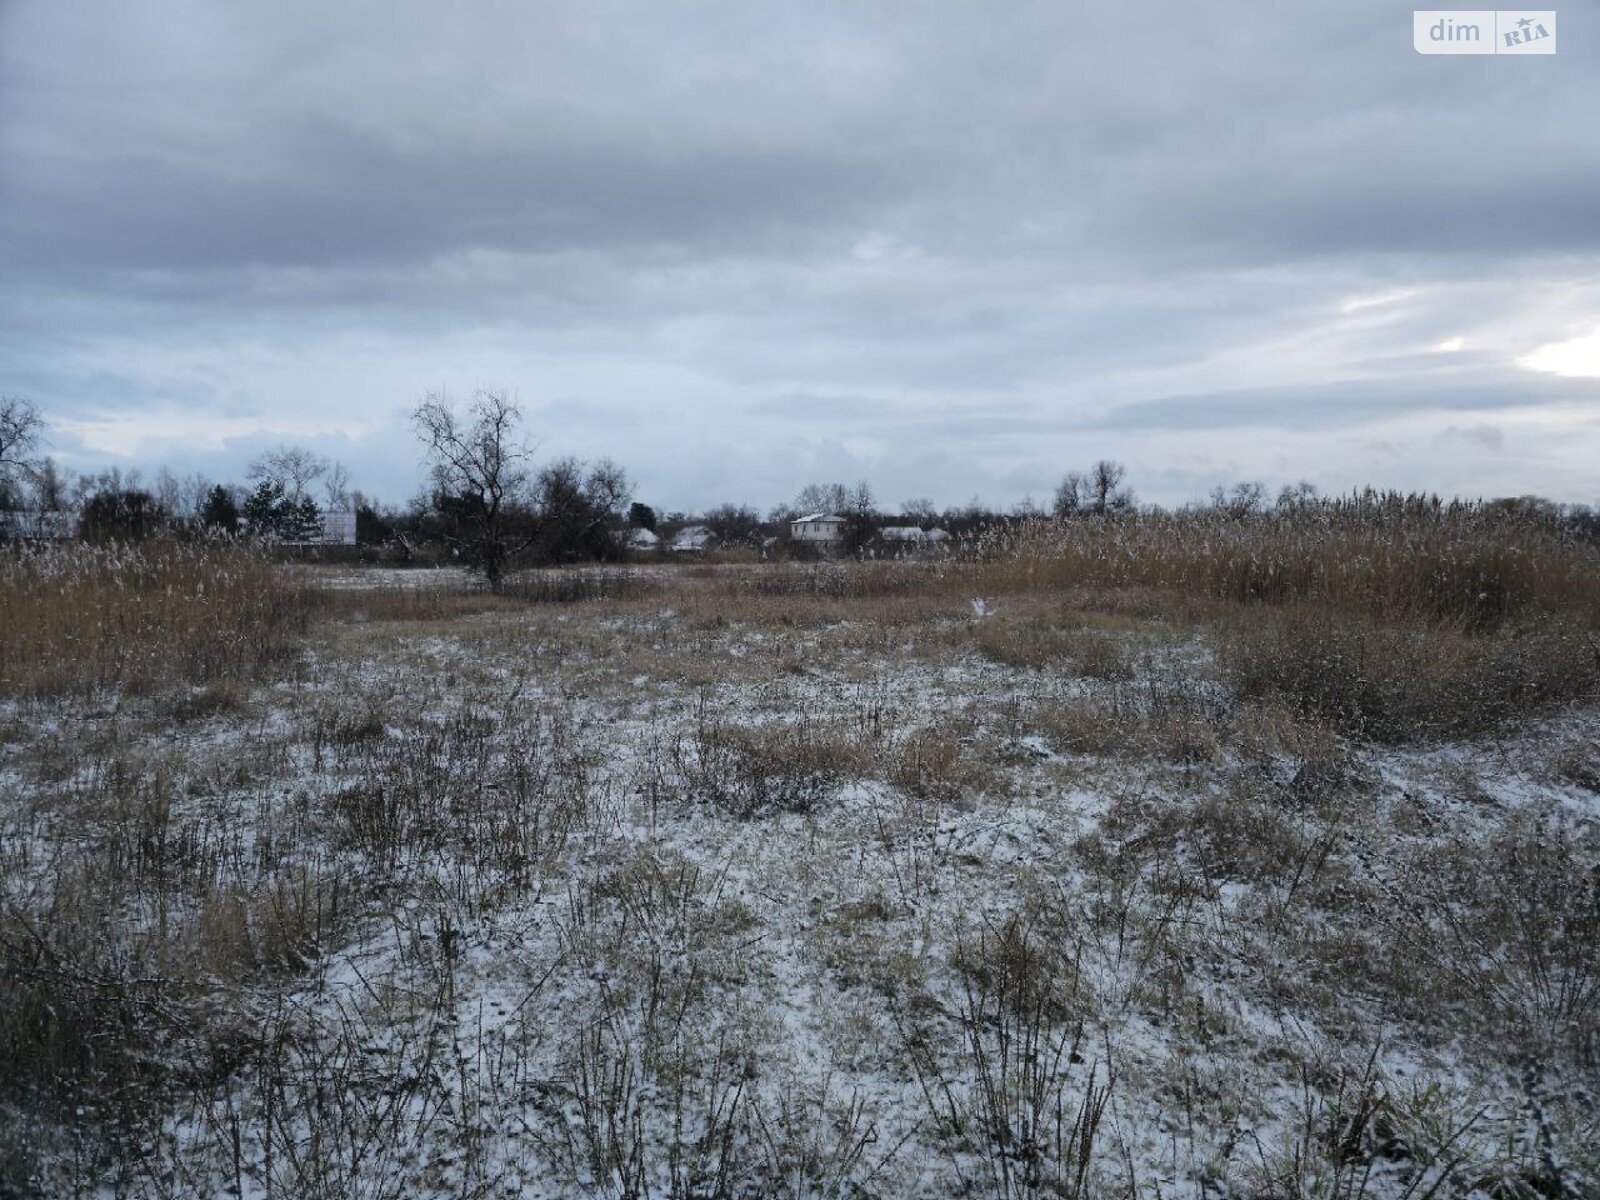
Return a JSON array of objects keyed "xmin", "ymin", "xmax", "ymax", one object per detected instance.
[
  {"xmin": 200, "ymin": 484, "xmax": 240, "ymax": 532},
  {"xmin": 242, "ymin": 480, "xmax": 288, "ymax": 534}
]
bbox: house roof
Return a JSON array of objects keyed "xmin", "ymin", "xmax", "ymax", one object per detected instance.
[
  {"xmin": 882, "ymin": 525, "xmax": 950, "ymax": 542},
  {"xmin": 670, "ymin": 525, "xmax": 714, "ymax": 550},
  {"xmin": 792, "ymin": 513, "xmax": 845, "ymax": 524}
]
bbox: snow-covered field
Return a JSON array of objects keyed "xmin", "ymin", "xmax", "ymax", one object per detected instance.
[{"xmin": 3, "ymin": 566, "xmax": 1597, "ymax": 1198}]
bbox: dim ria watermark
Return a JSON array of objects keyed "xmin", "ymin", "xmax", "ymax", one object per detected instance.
[{"xmin": 1414, "ymin": 10, "xmax": 1556, "ymax": 53}]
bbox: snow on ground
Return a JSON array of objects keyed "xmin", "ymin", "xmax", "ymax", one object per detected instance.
[{"xmin": 3, "ymin": 579, "xmax": 1597, "ymax": 1198}]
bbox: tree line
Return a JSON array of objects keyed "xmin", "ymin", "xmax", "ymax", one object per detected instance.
[{"xmin": 4, "ymin": 392, "xmax": 1599, "ymax": 591}]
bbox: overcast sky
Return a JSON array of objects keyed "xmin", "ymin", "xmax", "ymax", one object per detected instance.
[{"xmin": 3, "ymin": 2, "xmax": 1598, "ymax": 511}]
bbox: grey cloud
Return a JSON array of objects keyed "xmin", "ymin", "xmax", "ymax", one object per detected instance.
[
  {"xmin": 1435, "ymin": 423, "xmax": 1506, "ymax": 451},
  {"xmin": 8, "ymin": 2, "xmax": 1598, "ymax": 294},
  {"xmin": 1091, "ymin": 374, "xmax": 1600, "ymax": 434},
  {"xmin": 4, "ymin": 129, "xmax": 897, "ymax": 279},
  {"xmin": 752, "ymin": 392, "xmax": 898, "ymax": 420},
  {"xmin": 1361, "ymin": 440, "xmax": 1408, "ymax": 458},
  {"xmin": 3, "ymin": 0, "xmax": 1599, "ymax": 509}
]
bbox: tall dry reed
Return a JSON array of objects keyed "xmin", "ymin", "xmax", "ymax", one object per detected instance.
[
  {"xmin": 967, "ymin": 494, "xmax": 1600, "ymax": 628},
  {"xmin": 0, "ymin": 539, "xmax": 315, "ymax": 698}
]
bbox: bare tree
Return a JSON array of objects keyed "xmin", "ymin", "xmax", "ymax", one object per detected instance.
[
  {"xmin": 1055, "ymin": 463, "xmax": 1133, "ymax": 517},
  {"xmin": 530, "ymin": 456, "xmax": 633, "ymax": 563},
  {"xmin": 0, "ymin": 396, "xmax": 45, "ymax": 487},
  {"xmin": 1276, "ymin": 480, "xmax": 1319, "ymax": 512},
  {"xmin": 704, "ymin": 502, "xmax": 763, "ymax": 545},
  {"xmin": 794, "ymin": 482, "xmax": 851, "ymax": 515},
  {"xmin": 413, "ymin": 388, "xmax": 534, "ymax": 591},
  {"xmin": 180, "ymin": 472, "xmax": 215, "ymax": 520},
  {"xmin": 248, "ymin": 445, "xmax": 328, "ymax": 503},
  {"xmin": 72, "ymin": 465, "xmax": 142, "ymax": 509},
  {"xmin": 947, "ymin": 495, "xmax": 988, "ymax": 523},
  {"xmin": 322, "ymin": 460, "xmax": 352, "ymax": 511},
  {"xmin": 154, "ymin": 466, "xmax": 183, "ymax": 516},
  {"xmin": 1210, "ymin": 480, "xmax": 1266, "ymax": 519},
  {"xmin": 1089, "ymin": 460, "xmax": 1133, "ymax": 514},
  {"xmin": 1053, "ymin": 472, "xmax": 1087, "ymax": 517},
  {"xmin": 30, "ymin": 457, "xmax": 71, "ymax": 512},
  {"xmin": 840, "ymin": 480, "xmax": 878, "ymax": 554},
  {"xmin": 584, "ymin": 458, "xmax": 631, "ymax": 519}
]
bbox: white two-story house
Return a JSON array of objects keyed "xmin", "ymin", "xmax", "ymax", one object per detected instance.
[{"xmin": 790, "ymin": 513, "xmax": 845, "ymax": 543}]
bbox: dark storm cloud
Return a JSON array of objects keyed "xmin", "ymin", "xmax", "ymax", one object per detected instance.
[
  {"xmin": 2, "ymin": 0, "xmax": 1598, "ymax": 507},
  {"xmin": 8, "ymin": 2, "xmax": 1595, "ymax": 291},
  {"xmin": 3, "ymin": 124, "xmax": 897, "ymax": 277}
]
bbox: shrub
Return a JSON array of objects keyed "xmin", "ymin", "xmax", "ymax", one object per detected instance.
[
  {"xmin": 1217, "ymin": 607, "xmax": 1599, "ymax": 741},
  {"xmin": 670, "ymin": 712, "xmax": 857, "ymax": 818},
  {"xmin": 1400, "ymin": 815, "xmax": 1600, "ymax": 1065}
]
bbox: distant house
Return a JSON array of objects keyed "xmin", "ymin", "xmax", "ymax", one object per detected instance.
[
  {"xmin": 790, "ymin": 513, "xmax": 845, "ymax": 543},
  {"xmin": 670, "ymin": 525, "xmax": 714, "ymax": 552},
  {"xmin": 256, "ymin": 509, "xmax": 355, "ymax": 545},
  {"xmin": 320, "ymin": 511, "xmax": 357, "ymax": 546},
  {"xmin": 882, "ymin": 525, "xmax": 949, "ymax": 545},
  {"xmin": 629, "ymin": 527, "xmax": 660, "ymax": 550}
]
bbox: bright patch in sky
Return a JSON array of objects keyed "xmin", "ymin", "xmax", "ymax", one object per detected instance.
[
  {"xmin": 55, "ymin": 410, "xmax": 376, "ymax": 457},
  {"xmin": 1519, "ymin": 327, "xmax": 1600, "ymax": 378},
  {"xmin": 1338, "ymin": 288, "xmax": 1417, "ymax": 315}
]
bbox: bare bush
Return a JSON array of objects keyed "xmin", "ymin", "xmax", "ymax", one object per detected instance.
[
  {"xmin": 1395, "ymin": 815, "xmax": 1600, "ymax": 1065},
  {"xmin": 900, "ymin": 903, "xmax": 1113, "ymax": 1199},
  {"xmin": 669, "ymin": 710, "xmax": 857, "ymax": 818}
]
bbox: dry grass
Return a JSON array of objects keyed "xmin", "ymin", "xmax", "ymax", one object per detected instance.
[
  {"xmin": 1217, "ymin": 606, "xmax": 1599, "ymax": 741},
  {"xmin": 974, "ymin": 617, "xmax": 1137, "ymax": 680},
  {"xmin": 885, "ymin": 718, "xmax": 1000, "ymax": 802},
  {"xmin": 4, "ymin": 499, "xmax": 1599, "ymax": 1197},
  {"xmin": 1034, "ymin": 671, "xmax": 1230, "ymax": 767},
  {"xmin": 1393, "ymin": 814, "xmax": 1600, "ymax": 1065},
  {"xmin": 972, "ymin": 496, "xmax": 1600, "ymax": 627},
  {"xmin": 969, "ymin": 501, "xmax": 1600, "ymax": 743},
  {"xmin": 0, "ymin": 849, "xmax": 342, "ymax": 1169},
  {"xmin": 901, "ymin": 898, "xmax": 1111, "ymax": 1199},
  {"xmin": 0, "ymin": 540, "xmax": 314, "ymax": 698}
]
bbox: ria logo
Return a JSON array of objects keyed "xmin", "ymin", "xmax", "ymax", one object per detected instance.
[
  {"xmin": 1501, "ymin": 13, "xmax": 1553, "ymax": 47},
  {"xmin": 1413, "ymin": 10, "xmax": 1557, "ymax": 54}
]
